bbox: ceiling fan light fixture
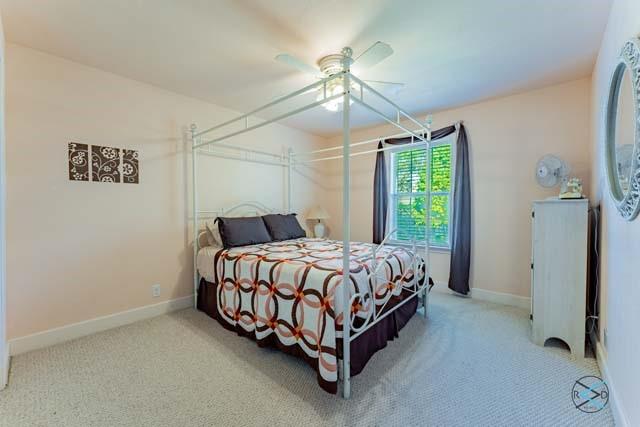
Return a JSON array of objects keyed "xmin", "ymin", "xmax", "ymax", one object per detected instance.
[
  {"xmin": 276, "ymin": 42, "xmax": 402, "ymax": 112},
  {"xmin": 316, "ymin": 80, "xmax": 357, "ymax": 112}
]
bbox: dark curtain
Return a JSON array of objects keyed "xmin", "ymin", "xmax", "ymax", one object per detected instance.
[
  {"xmin": 372, "ymin": 141, "xmax": 388, "ymax": 244},
  {"xmin": 374, "ymin": 125, "xmax": 457, "ymax": 243},
  {"xmin": 372, "ymin": 123, "xmax": 471, "ymax": 294},
  {"xmin": 448, "ymin": 125, "xmax": 470, "ymax": 295}
]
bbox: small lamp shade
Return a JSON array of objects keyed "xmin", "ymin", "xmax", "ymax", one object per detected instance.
[{"xmin": 307, "ymin": 206, "xmax": 330, "ymax": 220}]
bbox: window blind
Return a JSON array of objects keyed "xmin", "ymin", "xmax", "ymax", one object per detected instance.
[{"xmin": 391, "ymin": 143, "xmax": 452, "ymax": 246}]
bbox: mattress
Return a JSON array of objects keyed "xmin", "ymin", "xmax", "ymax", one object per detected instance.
[
  {"xmin": 196, "ymin": 245, "xmax": 222, "ymax": 283},
  {"xmin": 195, "ymin": 237, "xmax": 426, "ymax": 394}
]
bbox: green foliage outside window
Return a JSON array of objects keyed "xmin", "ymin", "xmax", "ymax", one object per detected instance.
[{"xmin": 393, "ymin": 144, "xmax": 452, "ymax": 246}]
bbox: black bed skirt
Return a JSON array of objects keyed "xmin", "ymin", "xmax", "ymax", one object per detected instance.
[{"xmin": 196, "ymin": 277, "xmax": 422, "ymax": 393}]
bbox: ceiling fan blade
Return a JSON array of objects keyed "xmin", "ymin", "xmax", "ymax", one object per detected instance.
[
  {"xmin": 275, "ymin": 53, "xmax": 321, "ymax": 76},
  {"xmin": 355, "ymin": 41, "xmax": 394, "ymax": 69}
]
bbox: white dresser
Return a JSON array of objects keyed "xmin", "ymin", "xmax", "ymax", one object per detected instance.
[{"xmin": 530, "ymin": 198, "xmax": 588, "ymax": 358}]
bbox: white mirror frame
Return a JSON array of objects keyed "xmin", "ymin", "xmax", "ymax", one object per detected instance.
[{"xmin": 605, "ymin": 37, "xmax": 640, "ymax": 221}]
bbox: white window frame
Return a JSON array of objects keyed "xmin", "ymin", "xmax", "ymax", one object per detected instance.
[{"xmin": 388, "ymin": 135, "xmax": 456, "ymax": 251}]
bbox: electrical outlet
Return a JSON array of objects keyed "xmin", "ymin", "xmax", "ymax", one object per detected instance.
[{"xmin": 151, "ymin": 284, "xmax": 161, "ymax": 298}]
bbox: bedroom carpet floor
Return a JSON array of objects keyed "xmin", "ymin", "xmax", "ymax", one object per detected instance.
[{"xmin": 0, "ymin": 291, "xmax": 613, "ymax": 427}]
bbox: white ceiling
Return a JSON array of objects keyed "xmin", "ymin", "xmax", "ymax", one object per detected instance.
[{"xmin": 0, "ymin": 0, "xmax": 611, "ymax": 136}]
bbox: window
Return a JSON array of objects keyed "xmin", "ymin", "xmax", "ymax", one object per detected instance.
[{"xmin": 389, "ymin": 137, "xmax": 454, "ymax": 248}]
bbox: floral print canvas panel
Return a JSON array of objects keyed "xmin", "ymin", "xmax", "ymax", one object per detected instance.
[
  {"xmin": 122, "ymin": 149, "xmax": 139, "ymax": 184},
  {"xmin": 91, "ymin": 145, "xmax": 121, "ymax": 183},
  {"xmin": 68, "ymin": 142, "xmax": 89, "ymax": 181}
]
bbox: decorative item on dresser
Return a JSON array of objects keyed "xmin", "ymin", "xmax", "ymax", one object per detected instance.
[
  {"xmin": 307, "ymin": 205, "xmax": 330, "ymax": 238},
  {"xmin": 559, "ymin": 177, "xmax": 583, "ymax": 199},
  {"xmin": 530, "ymin": 198, "xmax": 588, "ymax": 358},
  {"xmin": 535, "ymin": 154, "xmax": 569, "ymax": 189}
]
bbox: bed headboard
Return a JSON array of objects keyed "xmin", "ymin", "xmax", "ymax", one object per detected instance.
[
  {"xmin": 196, "ymin": 201, "xmax": 276, "ymax": 248},
  {"xmin": 197, "ymin": 201, "xmax": 275, "ymax": 221}
]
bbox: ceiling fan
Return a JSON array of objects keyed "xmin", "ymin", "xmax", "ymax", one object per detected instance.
[{"xmin": 275, "ymin": 42, "xmax": 404, "ymax": 111}]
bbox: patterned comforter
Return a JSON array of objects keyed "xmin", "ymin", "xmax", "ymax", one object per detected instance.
[{"xmin": 209, "ymin": 237, "xmax": 425, "ymax": 392}]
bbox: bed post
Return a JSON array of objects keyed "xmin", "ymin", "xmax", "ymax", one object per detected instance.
[
  {"xmin": 342, "ymin": 56, "xmax": 351, "ymax": 399},
  {"xmin": 423, "ymin": 118, "xmax": 432, "ymax": 318},
  {"xmin": 341, "ymin": 51, "xmax": 352, "ymax": 399},
  {"xmin": 287, "ymin": 147, "xmax": 293, "ymax": 213},
  {"xmin": 191, "ymin": 124, "xmax": 199, "ymax": 309}
]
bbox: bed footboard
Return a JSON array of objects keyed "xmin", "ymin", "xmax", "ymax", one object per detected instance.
[{"xmin": 340, "ymin": 229, "xmax": 429, "ymax": 398}]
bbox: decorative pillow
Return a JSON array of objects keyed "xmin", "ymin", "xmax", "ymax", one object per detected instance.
[
  {"xmin": 215, "ymin": 216, "xmax": 273, "ymax": 248},
  {"xmin": 205, "ymin": 221, "xmax": 222, "ymax": 247},
  {"xmin": 262, "ymin": 213, "xmax": 306, "ymax": 241},
  {"xmin": 198, "ymin": 230, "xmax": 211, "ymax": 249}
]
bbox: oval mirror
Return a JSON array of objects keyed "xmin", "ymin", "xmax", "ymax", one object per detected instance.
[{"xmin": 605, "ymin": 38, "xmax": 640, "ymax": 220}]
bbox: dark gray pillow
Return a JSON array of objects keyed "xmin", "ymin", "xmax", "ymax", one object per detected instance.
[
  {"xmin": 215, "ymin": 216, "xmax": 273, "ymax": 248},
  {"xmin": 262, "ymin": 214, "xmax": 306, "ymax": 241}
]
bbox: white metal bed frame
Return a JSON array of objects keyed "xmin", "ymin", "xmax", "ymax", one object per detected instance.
[{"xmin": 191, "ymin": 53, "xmax": 432, "ymax": 399}]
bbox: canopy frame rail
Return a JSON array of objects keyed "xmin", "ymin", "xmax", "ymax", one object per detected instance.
[
  {"xmin": 190, "ymin": 68, "xmax": 432, "ymax": 400},
  {"xmin": 193, "ymin": 73, "xmax": 346, "ymax": 148}
]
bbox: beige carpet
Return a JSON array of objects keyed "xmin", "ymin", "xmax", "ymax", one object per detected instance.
[{"xmin": 0, "ymin": 292, "xmax": 613, "ymax": 427}]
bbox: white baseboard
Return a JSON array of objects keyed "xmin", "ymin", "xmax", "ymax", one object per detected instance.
[
  {"xmin": 432, "ymin": 281, "xmax": 531, "ymax": 310},
  {"xmin": 470, "ymin": 287, "xmax": 531, "ymax": 310},
  {"xmin": 430, "ymin": 281, "xmax": 454, "ymax": 294},
  {"xmin": 9, "ymin": 295, "xmax": 193, "ymax": 356},
  {"xmin": 0, "ymin": 346, "xmax": 8, "ymax": 390},
  {"xmin": 595, "ymin": 339, "xmax": 629, "ymax": 427}
]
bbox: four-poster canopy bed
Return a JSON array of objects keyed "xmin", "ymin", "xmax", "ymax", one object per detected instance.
[{"xmin": 190, "ymin": 48, "xmax": 433, "ymax": 399}]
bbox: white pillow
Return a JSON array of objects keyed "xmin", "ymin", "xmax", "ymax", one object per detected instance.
[
  {"xmin": 197, "ymin": 230, "xmax": 210, "ymax": 249},
  {"xmin": 205, "ymin": 221, "xmax": 222, "ymax": 247}
]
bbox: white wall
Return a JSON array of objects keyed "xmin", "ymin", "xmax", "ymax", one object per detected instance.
[
  {"xmin": 590, "ymin": 0, "xmax": 640, "ymax": 425},
  {"xmin": 5, "ymin": 43, "xmax": 326, "ymax": 341},
  {"xmin": 324, "ymin": 78, "xmax": 592, "ymax": 298}
]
